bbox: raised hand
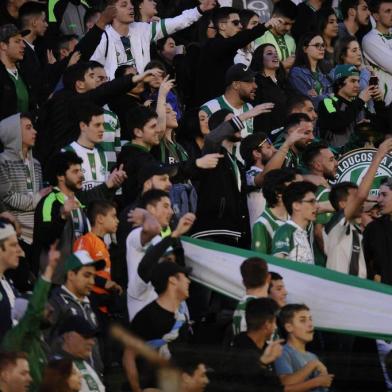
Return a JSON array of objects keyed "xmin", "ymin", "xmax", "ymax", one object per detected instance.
[
  {"xmin": 196, "ymin": 153, "xmax": 224, "ymax": 169},
  {"xmin": 67, "ymin": 51, "xmax": 81, "ymax": 67},
  {"xmin": 43, "ymin": 240, "xmax": 61, "ymax": 281},
  {"xmin": 106, "ymin": 164, "xmax": 128, "ymax": 189},
  {"xmin": 47, "ymin": 49, "xmax": 57, "ymax": 64},
  {"xmin": 377, "ymin": 137, "xmax": 392, "ymax": 157},
  {"xmin": 260, "ymin": 339, "xmax": 284, "ymax": 365},
  {"xmin": 97, "ymin": 4, "xmax": 117, "ymax": 29},
  {"xmin": 133, "ymin": 68, "xmax": 163, "ymax": 84},
  {"xmin": 265, "ymin": 17, "xmax": 284, "ymax": 30},
  {"xmin": 158, "ymin": 75, "xmax": 175, "ymax": 97},
  {"xmin": 61, "ymin": 196, "xmax": 80, "ymax": 219},
  {"xmin": 199, "ymin": 0, "xmax": 217, "ymax": 12},
  {"xmin": 172, "ymin": 213, "xmax": 196, "ymax": 237}
]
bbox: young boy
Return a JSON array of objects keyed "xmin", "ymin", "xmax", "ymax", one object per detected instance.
[
  {"xmin": 73, "ymin": 200, "xmax": 122, "ymax": 315},
  {"xmin": 268, "ymin": 272, "xmax": 288, "ymax": 308},
  {"xmin": 275, "ymin": 304, "xmax": 334, "ymax": 391},
  {"xmin": 232, "ymin": 257, "xmax": 270, "ymax": 335}
]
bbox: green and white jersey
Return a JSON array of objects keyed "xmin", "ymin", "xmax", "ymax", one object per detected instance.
[
  {"xmin": 252, "ymin": 207, "xmax": 287, "ymax": 255},
  {"xmin": 255, "ymin": 31, "xmax": 296, "ymax": 61},
  {"xmin": 246, "ymin": 166, "xmax": 266, "ymax": 228},
  {"xmin": 200, "ymin": 95, "xmax": 253, "ymax": 138},
  {"xmin": 272, "ymin": 220, "xmax": 315, "ymax": 264},
  {"xmin": 100, "ymin": 105, "xmax": 121, "ymax": 171},
  {"xmin": 74, "ymin": 359, "xmax": 105, "ymax": 391},
  {"xmin": 63, "ymin": 142, "xmax": 108, "ymax": 191},
  {"xmin": 232, "ymin": 295, "xmax": 256, "ymax": 336}
]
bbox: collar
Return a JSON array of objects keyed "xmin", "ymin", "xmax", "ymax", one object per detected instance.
[
  {"xmin": 108, "ymin": 24, "xmax": 130, "ymax": 40},
  {"xmin": 128, "ymin": 142, "xmax": 151, "ymax": 152},
  {"xmin": 61, "ymin": 285, "xmax": 90, "ymax": 304},
  {"xmin": 287, "ymin": 219, "xmax": 307, "ymax": 233},
  {"xmin": 265, "ymin": 206, "xmax": 287, "ymax": 223},
  {"xmin": 23, "ymin": 39, "xmax": 34, "ymax": 50}
]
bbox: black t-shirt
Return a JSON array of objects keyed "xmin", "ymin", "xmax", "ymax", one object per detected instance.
[
  {"xmin": 216, "ymin": 333, "xmax": 283, "ymax": 392},
  {"xmin": 129, "ymin": 301, "xmax": 190, "ymax": 389}
]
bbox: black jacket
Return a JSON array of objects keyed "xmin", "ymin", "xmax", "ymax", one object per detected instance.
[
  {"xmin": 35, "ymin": 73, "xmax": 137, "ymax": 173},
  {"xmin": 253, "ymin": 73, "xmax": 291, "ymax": 134},
  {"xmin": 0, "ymin": 61, "xmax": 36, "ymax": 121},
  {"xmin": 194, "ymin": 23, "xmax": 268, "ymax": 106},
  {"xmin": 191, "ymin": 117, "xmax": 250, "ymax": 248},
  {"xmin": 363, "ymin": 215, "xmax": 392, "ymax": 285},
  {"xmin": 117, "ymin": 143, "xmax": 158, "ymax": 206}
]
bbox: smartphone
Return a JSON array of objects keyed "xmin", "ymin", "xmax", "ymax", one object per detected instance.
[{"xmin": 369, "ymin": 76, "xmax": 379, "ymax": 86}]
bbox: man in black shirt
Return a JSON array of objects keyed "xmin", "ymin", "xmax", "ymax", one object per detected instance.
[
  {"xmin": 364, "ymin": 177, "xmax": 392, "ymax": 284},
  {"xmin": 219, "ymin": 297, "xmax": 284, "ymax": 392},
  {"xmin": 123, "ymin": 261, "xmax": 192, "ymax": 391}
]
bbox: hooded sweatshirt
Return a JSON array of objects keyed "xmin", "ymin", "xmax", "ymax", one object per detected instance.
[{"xmin": 0, "ymin": 114, "xmax": 43, "ymax": 244}]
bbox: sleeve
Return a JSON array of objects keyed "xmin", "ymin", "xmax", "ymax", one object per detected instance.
[
  {"xmin": 0, "ymin": 163, "xmax": 38, "ymax": 211},
  {"xmin": 252, "ymin": 222, "xmax": 271, "ymax": 255},
  {"xmin": 90, "ymin": 29, "xmax": 109, "ymax": 66},
  {"xmin": 138, "ymin": 236, "xmax": 175, "ymax": 283},
  {"xmin": 1, "ymin": 278, "xmax": 51, "ymax": 351},
  {"xmin": 150, "ymin": 7, "xmax": 202, "ymax": 42},
  {"xmin": 202, "ymin": 117, "xmax": 244, "ymax": 154},
  {"xmin": 274, "ymin": 349, "xmax": 294, "ymax": 375},
  {"xmin": 271, "ymin": 228, "xmax": 292, "ymax": 257},
  {"xmin": 362, "ymin": 34, "xmax": 392, "ymax": 74},
  {"xmin": 318, "ymin": 98, "xmax": 365, "ymax": 133},
  {"xmin": 127, "ymin": 227, "xmax": 145, "ymax": 253}
]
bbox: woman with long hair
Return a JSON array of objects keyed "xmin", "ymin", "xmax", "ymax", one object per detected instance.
[
  {"xmin": 334, "ymin": 36, "xmax": 370, "ymax": 91},
  {"xmin": 289, "ymin": 31, "xmax": 332, "ymax": 108},
  {"xmin": 40, "ymin": 359, "xmax": 82, "ymax": 392},
  {"xmin": 234, "ymin": 9, "xmax": 260, "ymax": 67},
  {"xmin": 132, "ymin": 0, "xmax": 158, "ymax": 22},
  {"xmin": 316, "ymin": 8, "xmax": 339, "ymax": 73},
  {"xmin": 250, "ymin": 43, "xmax": 291, "ymax": 133}
]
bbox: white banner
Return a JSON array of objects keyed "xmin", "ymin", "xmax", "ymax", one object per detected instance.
[{"xmin": 182, "ymin": 236, "xmax": 392, "ymax": 340}]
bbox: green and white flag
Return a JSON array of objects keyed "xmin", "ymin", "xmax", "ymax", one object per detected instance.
[{"xmin": 182, "ymin": 236, "xmax": 392, "ymax": 340}]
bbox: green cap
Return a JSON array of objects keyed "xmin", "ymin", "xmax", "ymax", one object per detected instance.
[
  {"xmin": 333, "ymin": 64, "xmax": 360, "ymax": 81},
  {"xmin": 64, "ymin": 250, "xmax": 106, "ymax": 273}
]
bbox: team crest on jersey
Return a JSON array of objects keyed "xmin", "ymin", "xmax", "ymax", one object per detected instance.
[{"xmin": 333, "ymin": 148, "xmax": 392, "ymax": 196}]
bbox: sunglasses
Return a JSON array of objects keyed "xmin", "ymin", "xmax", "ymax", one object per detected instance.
[
  {"xmin": 257, "ymin": 137, "xmax": 272, "ymax": 149},
  {"xmin": 230, "ymin": 20, "xmax": 241, "ymax": 26}
]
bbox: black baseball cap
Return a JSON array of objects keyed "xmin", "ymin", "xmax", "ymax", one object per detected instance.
[
  {"xmin": 59, "ymin": 315, "xmax": 98, "ymax": 338},
  {"xmin": 151, "ymin": 261, "xmax": 192, "ymax": 292},
  {"xmin": 138, "ymin": 163, "xmax": 177, "ymax": 185},
  {"xmin": 240, "ymin": 132, "xmax": 269, "ymax": 165},
  {"xmin": 0, "ymin": 24, "xmax": 30, "ymax": 43},
  {"xmin": 225, "ymin": 63, "xmax": 256, "ymax": 86}
]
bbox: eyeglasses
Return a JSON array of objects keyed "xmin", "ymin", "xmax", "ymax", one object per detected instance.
[
  {"xmin": 301, "ymin": 198, "xmax": 317, "ymax": 205},
  {"xmin": 307, "ymin": 43, "xmax": 325, "ymax": 50},
  {"xmin": 257, "ymin": 137, "xmax": 272, "ymax": 149}
]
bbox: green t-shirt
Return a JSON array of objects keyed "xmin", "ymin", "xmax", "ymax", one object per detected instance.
[
  {"xmin": 8, "ymin": 70, "xmax": 29, "ymax": 113},
  {"xmin": 232, "ymin": 295, "xmax": 256, "ymax": 336},
  {"xmin": 272, "ymin": 220, "xmax": 315, "ymax": 264},
  {"xmin": 252, "ymin": 207, "xmax": 287, "ymax": 254}
]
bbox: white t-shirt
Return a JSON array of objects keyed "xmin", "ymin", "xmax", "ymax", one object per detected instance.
[
  {"xmin": 246, "ymin": 165, "xmax": 266, "ymax": 229},
  {"xmin": 126, "ymin": 227, "xmax": 161, "ymax": 321}
]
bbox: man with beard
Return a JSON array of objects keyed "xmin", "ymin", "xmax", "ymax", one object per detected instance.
[
  {"xmin": 274, "ymin": 113, "xmax": 315, "ymax": 170},
  {"xmin": 302, "ymin": 142, "xmax": 338, "ymax": 266},
  {"xmin": 33, "ymin": 151, "xmax": 124, "ymax": 285},
  {"xmin": 200, "ymin": 64, "xmax": 259, "ymax": 139},
  {"xmin": 1, "ymin": 243, "xmax": 60, "ymax": 392},
  {"xmin": 339, "ymin": 0, "xmax": 371, "ymax": 41}
]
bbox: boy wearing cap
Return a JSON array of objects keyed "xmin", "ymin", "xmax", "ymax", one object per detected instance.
[
  {"xmin": 48, "ymin": 250, "xmax": 106, "ymax": 375},
  {"xmin": 123, "ymin": 261, "xmax": 192, "ymax": 391},
  {"xmin": 52, "ymin": 315, "xmax": 105, "ymax": 392},
  {"xmin": 0, "ymin": 24, "xmax": 34, "ymax": 121},
  {"xmin": 318, "ymin": 64, "xmax": 382, "ymax": 149},
  {"xmin": 0, "ymin": 218, "xmax": 24, "ymax": 341}
]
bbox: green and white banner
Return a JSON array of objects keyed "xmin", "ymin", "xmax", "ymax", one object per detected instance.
[{"xmin": 182, "ymin": 236, "xmax": 392, "ymax": 340}]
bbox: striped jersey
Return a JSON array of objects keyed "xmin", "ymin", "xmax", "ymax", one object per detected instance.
[
  {"xmin": 200, "ymin": 95, "xmax": 253, "ymax": 138},
  {"xmin": 100, "ymin": 105, "xmax": 121, "ymax": 171},
  {"xmin": 63, "ymin": 142, "xmax": 108, "ymax": 191},
  {"xmin": 252, "ymin": 207, "xmax": 287, "ymax": 255},
  {"xmin": 232, "ymin": 295, "xmax": 256, "ymax": 335},
  {"xmin": 272, "ymin": 220, "xmax": 315, "ymax": 264}
]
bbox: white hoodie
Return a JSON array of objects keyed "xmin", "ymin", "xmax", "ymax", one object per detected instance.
[{"xmin": 90, "ymin": 7, "xmax": 202, "ymax": 79}]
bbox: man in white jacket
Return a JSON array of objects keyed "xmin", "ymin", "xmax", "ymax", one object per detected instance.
[
  {"xmin": 362, "ymin": 0, "xmax": 392, "ymax": 105},
  {"xmin": 91, "ymin": 0, "xmax": 216, "ymax": 79}
]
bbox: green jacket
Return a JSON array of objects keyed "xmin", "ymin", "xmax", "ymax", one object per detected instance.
[{"xmin": 1, "ymin": 278, "xmax": 51, "ymax": 392}]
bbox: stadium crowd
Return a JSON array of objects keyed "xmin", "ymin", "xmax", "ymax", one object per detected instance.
[{"xmin": 1, "ymin": 0, "xmax": 392, "ymax": 390}]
